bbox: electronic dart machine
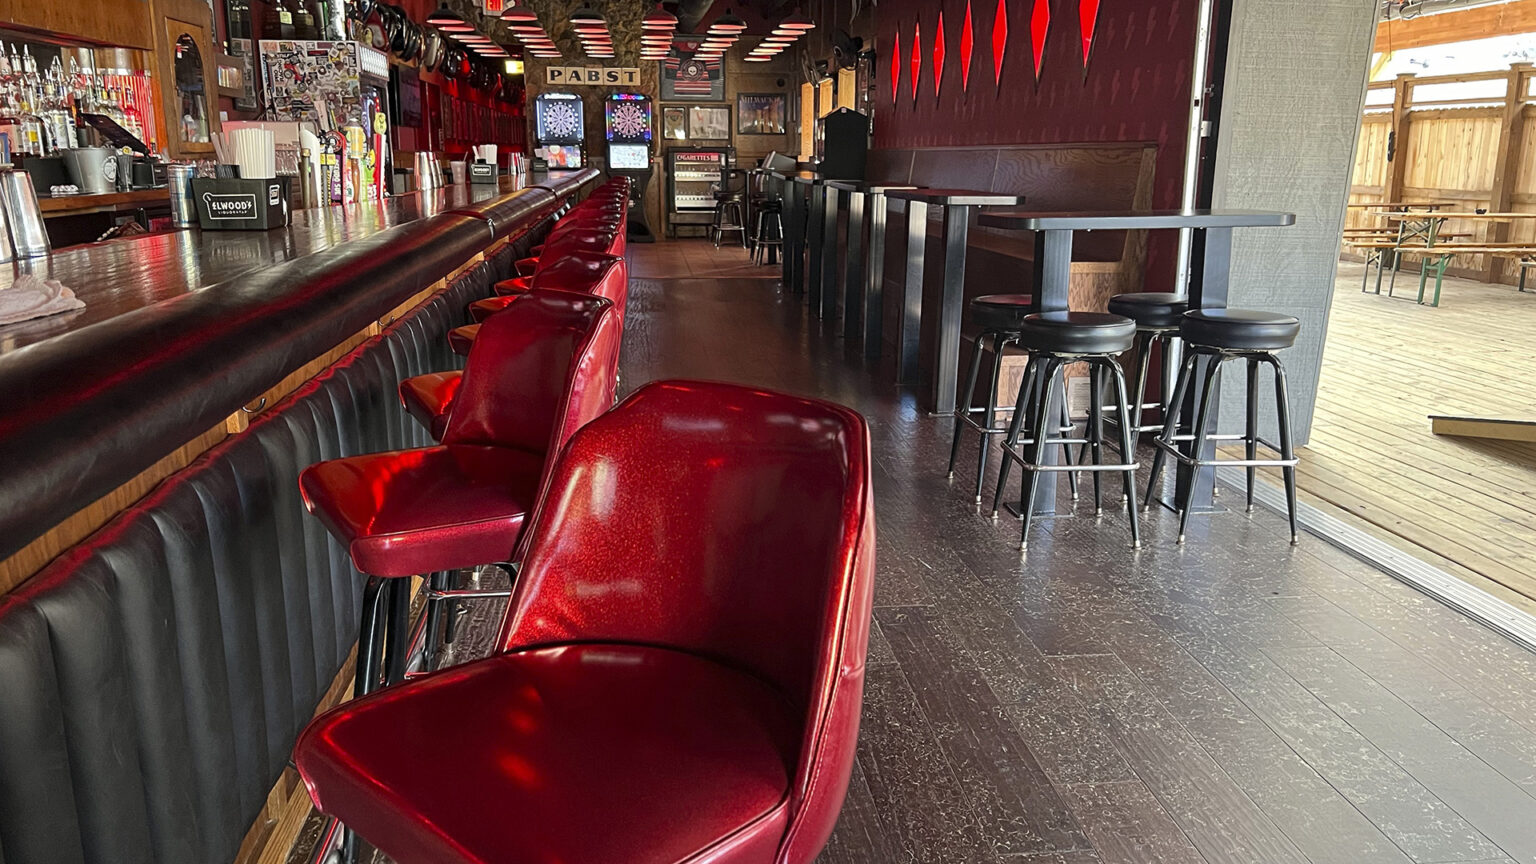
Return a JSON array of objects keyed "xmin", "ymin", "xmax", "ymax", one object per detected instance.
[
  {"xmin": 534, "ymin": 92, "xmax": 585, "ymax": 168},
  {"xmin": 604, "ymin": 92, "xmax": 655, "ymax": 242}
]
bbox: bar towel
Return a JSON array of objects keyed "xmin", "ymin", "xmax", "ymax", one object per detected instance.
[{"xmin": 0, "ymin": 275, "xmax": 85, "ymax": 327}]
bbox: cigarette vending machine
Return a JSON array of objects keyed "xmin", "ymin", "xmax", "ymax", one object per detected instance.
[{"xmin": 604, "ymin": 92, "xmax": 654, "ymax": 242}]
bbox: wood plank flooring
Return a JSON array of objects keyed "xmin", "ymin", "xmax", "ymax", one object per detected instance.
[
  {"xmin": 1292, "ymin": 262, "xmax": 1536, "ymax": 611},
  {"xmin": 291, "ymin": 241, "xmax": 1536, "ymax": 864}
]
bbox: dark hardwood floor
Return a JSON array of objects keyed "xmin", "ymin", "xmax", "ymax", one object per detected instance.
[
  {"xmin": 624, "ymin": 241, "xmax": 1536, "ymax": 864},
  {"xmin": 292, "ymin": 238, "xmax": 1536, "ymax": 864}
]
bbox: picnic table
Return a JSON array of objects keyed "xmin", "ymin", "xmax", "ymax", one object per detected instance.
[{"xmin": 1343, "ymin": 210, "xmax": 1536, "ymax": 306}]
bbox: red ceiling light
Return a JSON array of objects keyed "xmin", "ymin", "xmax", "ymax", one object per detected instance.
[
  {"xmin": 781, "ymin": 8, "xmax": 815, "ymax": 31},
  {"xmin": 500, "ymin": 1, "xmax": 537, "ymax": 22},
  {"xmin": 425, "ymin": 3, "xmax": 465, "ymax": 27},
  {"xmin": 708, "ymin": 9, "xmax": 748, "ymax": 32},
  {"xmin": 992, "ymin": 0, "xmax": 1008, "ymax": 86},
  {"xmin": 890, "ymin": 28, "xmax": 900, "ymax": 104},
  {"xmin": 959, "ymin": 0, "xmax": 974, "ymax": 91},
  {"xmin": 1030, "ymin": 0, "xmax": 1050, "ymax": 81},
  {"xmin": 932, "ymin": 11, "xmax": 945, "ymax": 97},
  {"xmin": 643, "ymin": 4, "xmax": 678, "ymax": 29}
]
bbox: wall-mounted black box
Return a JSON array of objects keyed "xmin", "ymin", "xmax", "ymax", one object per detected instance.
[{"xmin": 191, "ymin": 176, "xmax": 291, "ymax": 231}]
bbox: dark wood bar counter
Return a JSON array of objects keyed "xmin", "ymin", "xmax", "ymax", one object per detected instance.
[
  {"xmin": 0, "ymin": 177, "xmax": 567, "ymax": 355},
  {"xmin": 0, "ymin": 167, "xmax": 598, "ymax": 864},
  {"xmin": 0, "ymin": 170, "xmax": 596, "ymax": 576}
]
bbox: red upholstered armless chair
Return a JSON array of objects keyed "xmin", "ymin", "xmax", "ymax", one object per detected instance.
[
  {"xmin": 295, "ymin": 380, "xmax": 876, "ymax": 864},
  {"xmin": 402, "ymin": 253, "xmax": 628, "ymax": 441},
  {"xmin": 299, "ymin": 290, "xmax": 620, "ymax": 697}
]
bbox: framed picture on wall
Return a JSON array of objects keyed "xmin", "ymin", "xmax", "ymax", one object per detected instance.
[
  {"xmin": 662, "ymin": 106, "xmax": 687, "ymax": 140},
  {"xmin": 688, "ymin": 105, "xmax": 730, "ymax": 141},
  {"xmin": 737, "ymin": 93, "xmax": 786, "ymax": 135}
]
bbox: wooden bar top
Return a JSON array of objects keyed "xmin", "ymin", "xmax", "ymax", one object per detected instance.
[
  {"xmin": 0, "ymin": 178, "xmax": 534, "ymax": 356},
  {"xmin": 38, "ymin": 188, "xmax": 172, "ymax": 214},
  {"xmin": 0, "ymin": 168, "xmax": 598, "ymax": 563}
]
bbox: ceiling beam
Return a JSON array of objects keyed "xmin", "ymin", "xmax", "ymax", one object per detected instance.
[{"xmin": 1375, "ymin": 0, "xmax": 1536, "ymax": 52}]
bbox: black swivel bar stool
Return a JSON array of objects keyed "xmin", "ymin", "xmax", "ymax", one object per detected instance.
[
  {"xmin": 1143, "ymin": 308, "xmax": 1301, "ymax": 544},
  {"xmin": 993, "ymin": 312, "xmax": 1141, "ymax": 551},
  {"xmin": 947, "ymin": 294, "xmax": 1077, "ymax": 503},
  {"xmin": 1104, "ymin": 293, "xmax": 1189, "ymax": 436}
]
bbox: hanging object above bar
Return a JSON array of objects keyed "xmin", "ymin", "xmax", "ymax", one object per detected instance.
[
  {"xmin": 992, "ymin": 0, "xmax": 1008, "ymax": 87},
  {"xmin": 960, "ymin": 0, "xmax": 974, "ymax": 92},
  {"xmin": 1031, "ymin": 0, "xmax": 1051, "ymax": 82},
  {"xmin": 1080, "ymin": 0, "xmax": 1101, "ymax": 72},
  {"xmin": 932, "ymin": 12, "xmax": 946, "ymax": 97},
  {"xmin": 891, "ymin": 28, "xmax": 901, "ymax": 104}
]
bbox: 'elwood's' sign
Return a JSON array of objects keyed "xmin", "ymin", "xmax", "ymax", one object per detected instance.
[{"xmin": 545, "ymin": 66, "xmax": 642, "ymax": 86}]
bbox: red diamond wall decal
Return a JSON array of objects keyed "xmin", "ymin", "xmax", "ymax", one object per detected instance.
[
  {"xmin": 992, "ymin": 0, "xmax": 1008, "ymax": 86},
  {"xmin": 911, "ymin": 21, "xmax": 922, "ymax": 101},
  {"xmin": 960, "ymin": 0, "xmax": 974, "ymax": 91},
  {"xmin": 932, "ymin": 12, "xmax": 946, "ymax": 97},
  {"xmin": 891, "ymin": 28, "xmax": 901, "ymax": 104},
  {"xmin": 1031, "ymin": 0, "xmax": 1051, "ymax": 81},
  {"xmin": 1079, "ymin": 0, "xmax": 1100, "ymax": 68}
]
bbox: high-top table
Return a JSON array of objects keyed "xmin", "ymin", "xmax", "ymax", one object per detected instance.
[
  {"xmin": 770, "ymin": 170, "xmax": 824, "ymax": 297},
  {"xmin": 886, "ymin": 189, "xmax": 1024, "ymax": 415},
  {"xmin": 826, "ymin": 181, "xmax": 919, "ymax": 350},
  {"xmin": 977, "ymin": 208, "xmax": 1297, "ymax": 513}
]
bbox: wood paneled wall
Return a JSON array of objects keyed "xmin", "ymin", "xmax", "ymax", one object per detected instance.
[{"xmin": 1347, "ymin": 64, "xmax": 1536, "ymax": 284}]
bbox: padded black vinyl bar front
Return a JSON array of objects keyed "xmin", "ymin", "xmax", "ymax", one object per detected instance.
[{"xmin": 0, "ymin": 244, "xmax": 532, "ymax": 864}]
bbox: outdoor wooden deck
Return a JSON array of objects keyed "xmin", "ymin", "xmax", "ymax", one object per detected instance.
[{"xmin": 1281, "ymin": 261, "xmax": 1536, "ymax": 610}]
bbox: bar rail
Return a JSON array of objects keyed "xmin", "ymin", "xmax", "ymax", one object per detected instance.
[{"xmin": 0, "ymin": 169, "xmax": 598, "ymax": 564}]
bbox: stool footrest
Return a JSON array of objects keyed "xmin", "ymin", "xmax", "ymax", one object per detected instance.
[
  {"xmin": 425, "ymin": 588, "xmax": 515, "ymax": 600},
  {"xmin": 1150, "ymin": 437, "xmax": 1298, "ymax": 468}
]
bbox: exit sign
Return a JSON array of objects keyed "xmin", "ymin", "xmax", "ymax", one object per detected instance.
[{"xmin": 482, "ymin": 0, "xmax": 505, "ymax": 14}]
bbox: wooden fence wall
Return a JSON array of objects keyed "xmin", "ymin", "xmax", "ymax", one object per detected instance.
[{"xmin": 1347, "ymin": 64, "xmax": 1536, "ymax": 284}]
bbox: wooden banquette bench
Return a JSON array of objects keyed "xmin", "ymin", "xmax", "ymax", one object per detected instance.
[{"xmin": 866, "ymin": 142, "xmax": 1158, "ymax": 402}]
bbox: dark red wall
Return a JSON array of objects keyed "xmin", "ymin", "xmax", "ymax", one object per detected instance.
[
  {"xmin": 870, "ymin": 0, "xmax": 1195, "ymax": 209},
  {"xmin": 822, "ymin": 0, "xmax": 1199, "ymax": 289}
]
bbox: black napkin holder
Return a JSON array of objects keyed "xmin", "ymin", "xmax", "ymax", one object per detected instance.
[
  {"xmin": 469, "ymin": 161, "xmax": 497, "ymax": 185},
  {"xmin": 191, "ymin": 176, "xmax": 291, "ymax": 231}
]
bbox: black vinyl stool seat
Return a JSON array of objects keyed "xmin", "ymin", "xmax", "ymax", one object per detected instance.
[
  {"xmin": 992, "ymin": 311, "xmax": 1142, "ymax": 551},
  {"xmin": 1144, "ymin": 307, "xmax": 1302, "ymax": 544},
  {"xmin": 1103, "ymin": 292, "xmax": 1190, "ymax": 439},
  {"xmin": 948, "ymin": 295, "xmax": 1079, "ymax": 505},
  {"xmin": 751, "ymin": 197, "xmax": 784, "ymax": 265},
  {"xmin": 1180, "ymin": 308, "xmax": 1301, "ymax": 350},
  {"xmin": 711, "ymin": 169, "xmax": 749, "ymax": 249}
]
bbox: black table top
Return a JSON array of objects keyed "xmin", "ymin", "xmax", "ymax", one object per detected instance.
[
  {"xmin": 0, "ymin": 179, "xmax": 540, "ymax": 356},
  {"xmin": 886, "ymin": 189, "xmax": 1023, "ymax": 207},
  {"xmin": 979, "ymin": 208, "xmax": 1297, "ymax": 231}
]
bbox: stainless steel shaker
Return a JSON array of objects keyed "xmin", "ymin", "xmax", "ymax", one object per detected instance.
[{"xmin": 0, "ymin": 167, "xmax": 51, "ymax": 258}]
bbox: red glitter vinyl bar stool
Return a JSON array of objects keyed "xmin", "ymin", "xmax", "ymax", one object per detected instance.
[
  {"xmin": 298, "ymin": 290, "xmax": 622, "ymax": 702},
  {"xmin": 504, "ymin": 227, "xmax": 627, "ymax": 292},
  {"xmin": 295, "ymin": 380, "xmax": 876, "ymax": 864},
  {"xmin": 401, "ymin": 252, "xmax": 628, "ymax": 441}
]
